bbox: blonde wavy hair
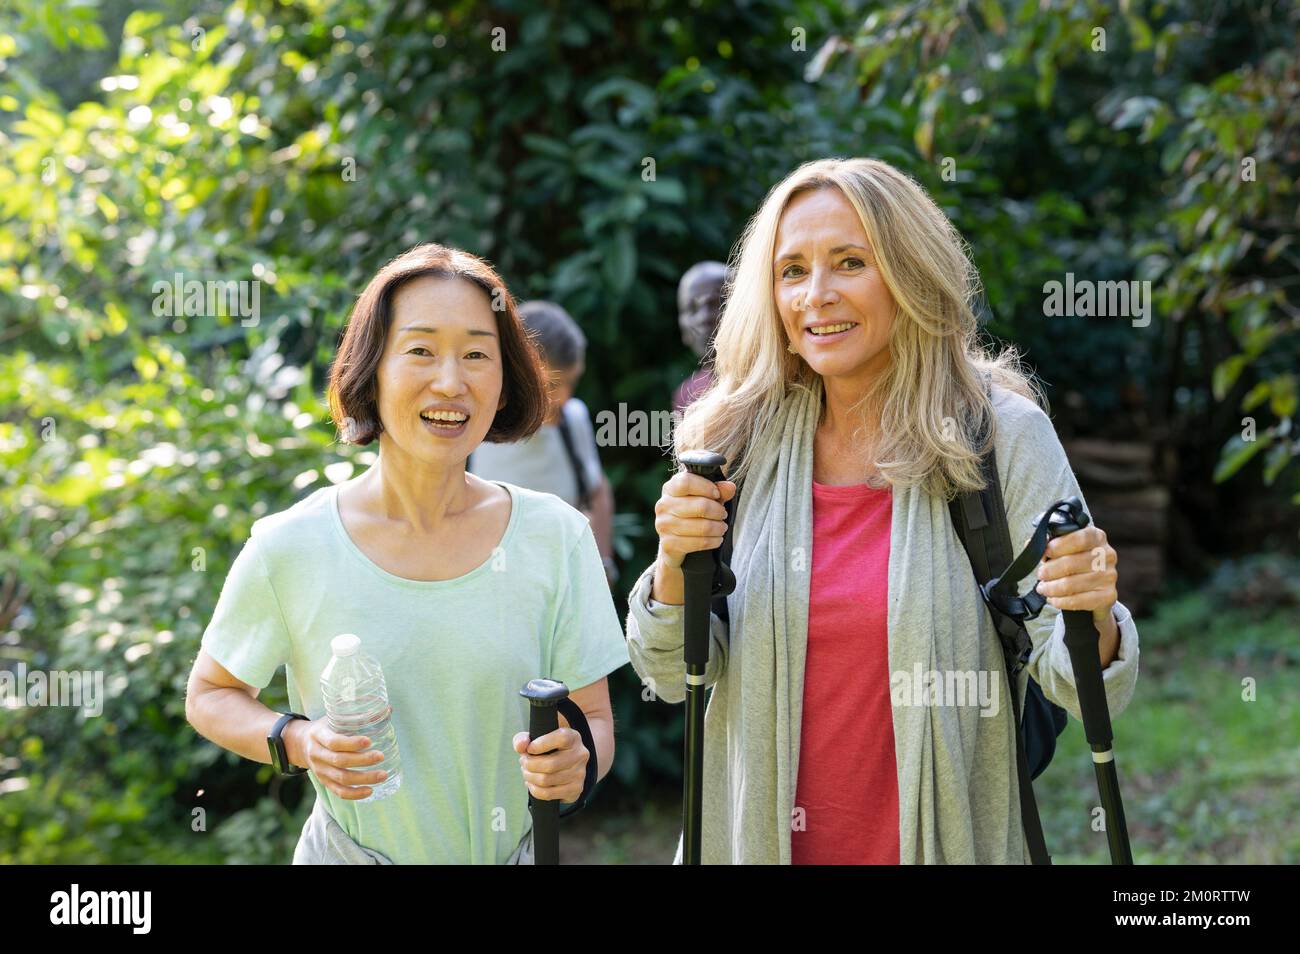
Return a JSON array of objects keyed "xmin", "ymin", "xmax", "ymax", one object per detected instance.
[{"xmin": 673, "ymin": 157, "xmax": 1045, "ymax": 499}]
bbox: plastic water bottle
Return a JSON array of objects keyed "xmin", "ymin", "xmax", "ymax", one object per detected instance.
[{"xmin": 320, "ymin": 633, "xmax": 402, "ymax": 802}]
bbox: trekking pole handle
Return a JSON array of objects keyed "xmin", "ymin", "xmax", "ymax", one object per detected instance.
[
  {"xmin": 677, "ymin": 451, "xmax": 735, "ymax": 670},
  {"xmin": 1041, "ymin": 495, "xmax": 1090, "ymax": 538},
  {"xmin": 1041, "ymin": 498, "xmax": 1114, "ymax": 747},
  {"xmin": 678, "ymin": 450, "xmax": 736, "ymax": 598},
  {"xmin": 680, "ymin": 449, "xmax": 728, "ymax": 483},
  {"xmin": 520, "ymin": 678, "xmax": 568, "ymax": 865}
]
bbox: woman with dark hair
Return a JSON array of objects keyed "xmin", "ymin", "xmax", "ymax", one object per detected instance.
[{"xmin": 186, "ymin": 243, "xmax": 628, "ymax": 864}]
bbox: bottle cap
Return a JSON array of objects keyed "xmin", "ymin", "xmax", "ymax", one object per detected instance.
[{"xmin": 331, "ymin": 633, "xmax": 360, "ymax": 657}]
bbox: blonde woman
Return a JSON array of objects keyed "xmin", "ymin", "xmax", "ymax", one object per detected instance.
[{"xmin": 625, "ymin": 158, "xmax": 1140, "ymax": 864}]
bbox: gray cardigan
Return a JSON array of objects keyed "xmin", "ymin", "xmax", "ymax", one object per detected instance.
[{"xmin": 625, "ymin": 379, "xmax": 1140, "ymax": 864}]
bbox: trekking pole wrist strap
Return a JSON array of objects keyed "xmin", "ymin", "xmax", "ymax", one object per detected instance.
[
  {"xmin": 553, "ymin": 698, "xmax": 598, "ymax": 819},
  {"xmin": 982, "ymin": 497, "xmax": 1090, "ymax": 623}
]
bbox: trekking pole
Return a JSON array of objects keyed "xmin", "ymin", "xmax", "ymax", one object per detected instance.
[
  {"xmin": 1042, "ymin": 502, "xmax": 1135, "ymax": 865},
  {"xmin": 981, "ymin": 496, "xmax": 1134, "ymax": 865},
  {"xmin": 520, "ymin": 679, "xmax": 566, "ymax": 865},
  {"xmin": 677, "ymin": 450, "xmax": 736, "ymax": 865},
  {"xmin": 518, "ymin": 677, "xmax": 600, "ymax": 866}
]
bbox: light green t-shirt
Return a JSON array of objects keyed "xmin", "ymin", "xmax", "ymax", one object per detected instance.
[{"xmin": 200, "ymin": 477, "xmax": 630, "ymax": 864}]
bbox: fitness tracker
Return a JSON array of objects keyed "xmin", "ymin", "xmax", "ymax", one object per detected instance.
[{"xmin": 267, "ymin": 712, "xmax": 309, "ymax": 776}]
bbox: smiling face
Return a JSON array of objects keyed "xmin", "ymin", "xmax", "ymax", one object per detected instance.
[
  {"xmin": 374, "ymin": 275, "xmax": 506, "ymax": 465},
  {"xmin": 773, "ymin": 187, "xmax": 896, "ymax": 391}
]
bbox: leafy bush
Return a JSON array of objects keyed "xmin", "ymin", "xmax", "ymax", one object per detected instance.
[
  {"xmin": 2, "ymin": 0, "xmax": 1296, "ymax": 861},
  {"xmin": 0, "ymin": 342, "xmax": 362, "ymax": 860}
]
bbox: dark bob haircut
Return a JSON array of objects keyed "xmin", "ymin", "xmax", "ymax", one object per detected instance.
[{"xmin": 327, "ymin": 243, "xmax": 549, "ymax": 445}]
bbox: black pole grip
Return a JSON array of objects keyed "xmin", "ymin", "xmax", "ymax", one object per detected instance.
[
  {"xmin": 679, "ymin": 451, "xmax": 731, "ymax": 670},
  {"xmin": 520, "ymin": 678, "xmax": 568, "ymax": 865},
  {"xmin": 680, "ymin": 449, "xmax": 728, "ymax": 482},
  {"xmin": 1043, "ymin": 499, "xmax": 1114, "ymax": 747}
]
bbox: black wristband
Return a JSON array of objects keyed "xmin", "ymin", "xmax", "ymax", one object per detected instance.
[{"xmin": 268, "ymin": 712, "xmax": 309, "ymax": 776}]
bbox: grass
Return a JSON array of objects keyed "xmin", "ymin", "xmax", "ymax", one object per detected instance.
[{"xmin": 1037, "ymin": 585, "xmax": 1300, "ymax": 864}]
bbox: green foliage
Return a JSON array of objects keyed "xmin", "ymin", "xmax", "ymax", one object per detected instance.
[
  {"xmin": 821, "ymin": 0, "xmax": 1299, "ymax": 504},
  {"xmin": 0, "ymin": 344, "xmax": 360, "ymax": 861},
  {"xmin": 1, "ymin": 0, "xmax": 1297, "ymax": 861}
]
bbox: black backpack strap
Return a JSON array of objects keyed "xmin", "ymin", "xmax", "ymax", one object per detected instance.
[
  {"xmin": 555, "ymin": 411, "xmax": 593, "ymax": 511},
  {"xmin": 949, "ymin": 441, "xmax": 1053, "ymax": 866},
  {"xmin": 960, "ymin": 452, "xmax": 1036, "ymax": 670}
]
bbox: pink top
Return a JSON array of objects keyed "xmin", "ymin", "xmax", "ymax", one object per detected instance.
[{"xmin": 791, "ymin": 478, "xmax": 898, "ymax": 864}]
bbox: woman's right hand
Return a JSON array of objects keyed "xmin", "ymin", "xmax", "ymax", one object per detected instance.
[
  {"xmin": 653, "ymin": 471, "xmax": 736, "ymax": 570},
  {"xmin": 292, "ymin": 716, "xmax": 391, "ymax": 800}
]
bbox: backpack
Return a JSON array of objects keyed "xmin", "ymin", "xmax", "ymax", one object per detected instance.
[{"xmin": 709, "ymin": 441, "xmax": 1065, "ymax": 865}]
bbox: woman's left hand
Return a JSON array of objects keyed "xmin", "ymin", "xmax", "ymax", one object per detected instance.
[
  {"xmin": 512, "ymin": 727, "xmax": 590, "ymax": 804},
  {"xmin": 1035, "ymin": 523, "xmax": 1121, "ymax": 666}
]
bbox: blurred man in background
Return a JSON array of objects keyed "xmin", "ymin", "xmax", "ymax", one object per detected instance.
[{"xmin": 671, "ymin": 260, "xmax": 728, "ymax": 413}]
